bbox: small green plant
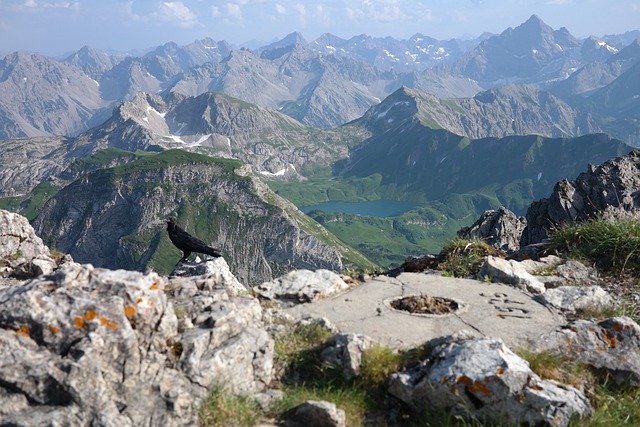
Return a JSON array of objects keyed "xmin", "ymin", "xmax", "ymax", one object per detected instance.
[
  {"xmin": 198, "ymin": 385, "xmax": 263, "ymax": 427},
  {"xmin": 359, "ymin": 345, "xmax": 401, "ymax": 391},
  {"xmin": 437, "ymin": 238, "xmax": 500, "ymax": 277},
  {"xmin": 550, "ymin": 216, "xmax": 640, "ymax": 274},
  {"xmin": 573, "ymin": 301, "xmax": 639, "ymax": 324}
]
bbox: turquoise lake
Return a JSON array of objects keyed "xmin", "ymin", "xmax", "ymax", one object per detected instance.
[{"xmin": 300, "ymin": 200, "xmax": 422, "ymax": 218}]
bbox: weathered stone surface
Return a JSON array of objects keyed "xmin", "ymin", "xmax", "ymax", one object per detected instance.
[
  {"xmin": 320, "ymin": 333, "xmax": 379, "ymax": 380},
  {"xmin": 522, "ymin": 150, "xmax": 640, "ymax": 246},
  {"xmin": 555, "ymin": 261, "xmax": 599, "ymax": 286},
  {"xmin": 518, "ymin": 255, "xmax": 563, "ymax": 274},
  {"xmin": 388, "ymin": 335, "xmax": 592, "ymax": 427},
  {"xmin": 284, "ymin": 400, "xmax": 346, "ymax": 427},
  {"xmin": 538, "ymin": 286, "xmax": 613, "ymax": 313},
  {"xmin": 170, "ymin": 257, "xmax": 247, "ymax": 294},
  {"xmin": 542, "ymin": 317, "xmax": 640, "ymax": 387},
  {"xmin": 0, "ymin": 209, "xmax": 57, "ymax": 279},
  {"xmin": 458, "ymin": 207, "xmax": 527, "ymax": 253},
  {"xmin": 0, "ymin": 262, "xmax": 273, "ymax": 426},
  {"xmin": 479, "ymin": 255, "xmax": 546, "ymax": 294},
  {"xmin": 255, "ymin": 269, "xmax": 352, "ymax": 305}
]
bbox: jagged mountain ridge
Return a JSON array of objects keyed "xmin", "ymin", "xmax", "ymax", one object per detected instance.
[
  {"xmin": 30, "ymin": 149, "xmax": 373, "ymax": 284},
  {"xmin": 352, "ymin": 86, "xmax": 601, "ymax": 140}
]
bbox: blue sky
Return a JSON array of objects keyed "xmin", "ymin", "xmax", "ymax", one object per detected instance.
[{"xmin": 1, "ymin": 0, "xmax": 639, "ymax": 56}]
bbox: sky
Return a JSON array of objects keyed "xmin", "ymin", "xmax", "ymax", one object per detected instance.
[{"xmin": 1, "ymin": 0, "xmax": 639, "ymax": 57}]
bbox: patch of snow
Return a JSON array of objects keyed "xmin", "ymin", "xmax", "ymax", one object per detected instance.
[
  {"xmin": 92, "ymin": 79, "xmax": 100, "ymax": 87},
  {"xmin": 259, "ymin": 168, "xmax": 287, "ymax": 177},
  {"xmin": 166, "ymin": 134, "xmax": 184, "ymax": 143},
  {"xmin": 537, "ymin": 172, "xmax": 542, "ymax": 181},
  {"xmin": 325, "ymin": 45, "xmax": 336, "ymax": 53},
  {"xmin": 142, "ymin": 117, "xmax": 149, "ymax": 123}
]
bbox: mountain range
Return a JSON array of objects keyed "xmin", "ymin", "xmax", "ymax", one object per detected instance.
[{"xmin": 1, "ymin": 15, "xmax": 639, "ymax": 144}]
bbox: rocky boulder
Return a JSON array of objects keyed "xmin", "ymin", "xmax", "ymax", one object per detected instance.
[
  {"xmin": 255, "ymin": 269, "xmax": 352, "ymax": 306},
  {"xmin": 320, "ymin": 333, "xmax": 379, "ymax": 380},
  {"xmin": 479, "ymin": 255, "xmax": 546, "ymax": 294},
  {"xmin": 0, "ymin": 209, "xmax": 57, "ymax": 279},
  {"xmin": 0, "ymin": 261, "xmax": 273, "ymax": 426},
  {"xmin": 542, "ymin": 317, "xmax": 640, "ymax": 387},
  {"xmin": 388, "ymin": 334, "xmax": 592, "ymax": 427},
  {"xmin": 522, "ymin": 150, "xmax": 640, "ymax": 245},
  {"xmin": 457, "ymin": 207, "xmax": 527, "ymax": 252}
]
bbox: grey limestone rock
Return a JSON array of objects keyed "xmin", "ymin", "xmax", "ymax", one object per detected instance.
[
  {"xmin": 479, "ymin": 255, "xmax": 546, "ymax": 294},
  {"xmin": 543, "ymin": 317, "xmax": 640, "ymax": 387},
  {"xmin": 0, "ymin": 209, "xmax": 57, "ymax": 279},
  {"xmin": 388, "ymin": 335, "xmax": 592, "ymax": 427},
  {"xmin": 0, "ymin": 261, "xmax": 273, "ymax": 426},
  {"xmin": 538, "ymin": 286, "xmax": 613, "ymax": 313},
  {"xmin": 458, "ymin": 207, "xmax": 526, "ymax": 253},
  {"xmin": 284, "ymin": 400, "xmax": 346, "ymax": 427},
  {"xmin": 169, "ymin": 256, "xmax": 247, "ymax": 294},
  {"xmin": 522, "ymin": 150, "xmax": 640, "ymax": 246},
  {"xmin": 255, "ymin": 269, "xmax": 352, "ymax": 305},
  {"xmin": 320, "ymin": 333, "xmax": 379, "ymax": 380}
]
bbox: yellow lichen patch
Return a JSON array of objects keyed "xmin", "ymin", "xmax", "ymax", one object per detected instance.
[
  {"xmin": 49, "ymin": 325, "xmax": 61, "ymax": 334},
  {"xmin": 150, "ymin": 284, "xmax": 159, "ymax": 290},
  {"xmin": 597, "ymin": 345, "xmax": 604, "ymax": 351},
  {"xmin": 83, "ymin": 308, "xmax": 97, "ymax": 321},
  {"xmin": 74, "ymin": 317, "xmax": 86, "ymax": 329},
  {"xmin": 16, "ymin": 325, "xmax": 30, "ymax": 338},
  {"xmin": 495, "ymin": 367, "xmax": 504, "ymax": 376},
  {"xmin": 456, "ymin": 375, "xmax": 492, "ymax": 397},
  {"xmin": 99, "ymin": 317, "xmax": 108, "ymax": 326},
  {"xmin": 124, "ymin": 306, "xmax": 136, "ymax": 317},
  {"xmin": 107, "ymin": 321, "xmax": 118, "ymax": 330},
  {"xmin": 137, "ymin": 298, "xmax": 143, "ymax": 304}
]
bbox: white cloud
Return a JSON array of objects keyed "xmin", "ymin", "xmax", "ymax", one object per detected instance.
[
  {"xmin": 226, "ymin": 2, "xmax": 243, "ymax": 20},
  {"xmin": 158, "ymin": 1, "xmax": 198, "ymax": 28},
  {"xmin": 275, "ymin": 3, "xmax": 286, "ymax": 15}
]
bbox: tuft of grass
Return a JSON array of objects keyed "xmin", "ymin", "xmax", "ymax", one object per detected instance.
[
  {"xmin": 518, "ymin": 350, "xmax": 595, "ymax": 391},
  {"xmin": 198, "ymin": 385, "xmax": 263, "ymax": 427},
  {"xmin": 573, "ymin": 301, "xmax": 639, "ymax": 323},
  {"xmin": 437, "ymin": 238, "xmax": 501, "ymax": 277},
  {"xmin": 572, "ymin": 385, "xmax": 640, "ymax": 427},
  {"xmin": 549, "ymin": 216, "xmax": 640, "ymax": 274},
  {"xmin": 359, "ymin": 345, "xmax": 401, "ymax": 392}
]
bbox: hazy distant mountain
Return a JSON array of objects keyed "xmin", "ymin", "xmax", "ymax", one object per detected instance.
[
  {"xmin": 64, "ymin": 46, "xmax": 126, "ymax": 80},
  {"xmin": 166, "ymin": 43, "xmax": 406, "ymax": 128},
  {"xmin": 445, "ymin": 15, "xmax": 581, "ymax": 84},
  {"xmin": 0, "ymin": 52, "xmax": 109, "ymax": 139},
  {"xmin": 307, "ymin": 32, "xmax": 477, "ymax": 72}
]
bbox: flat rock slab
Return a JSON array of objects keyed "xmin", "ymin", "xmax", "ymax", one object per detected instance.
[{"xmin": 285, "ymin": 272, "xmax": 565, "ymax": 351}]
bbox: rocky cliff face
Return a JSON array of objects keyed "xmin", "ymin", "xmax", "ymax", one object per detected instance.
[
  {"xmin": 522, "ymin": 149, "xmax": 640, "ymax": 245},
  {"xmin": 31, "ymin": 150, "xmax": 350, "ymax": 285}
]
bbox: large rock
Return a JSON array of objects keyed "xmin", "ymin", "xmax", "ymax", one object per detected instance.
[
  {"xmin": 0, "ymin": 262, "xmax": 273, "ymax": 426},
  {"xmin": 542, "ymin": 317, "xmax": 640, "ymax": 387},
  {"xmin": 458, "ymin": 207, "xmax": 526, "ymax": 253},
  {"xmin": 170, "ymin": 257, "xmax": 247, "ymax": 295},
  {"xmin": 283, "ymin": 400, "xmax": 346, "ymax": 427},
  {"xmin": 0, "ymin": 209, "xmax": 57, "ymax": 278},
  {"xmin": 320, "ymin": 333, "xmax": 379, "ymax": 380},
  {"xmin": 479, "ymin": 255, "xmax": 546, "ymax": 294},
  {"xmin": 537, "ymin": 286, "xmax": 613, "ymax": 313},
  {"xmin": 388, "ymin": 334, "xmax": 591, "ymax": 427},
  {"xmin": 255, "ymin": 269, "xmax": 352, "ymax": 305},
  {"xmin": 522, "ymin": 150, "xmax": 640, "ymax": 245}
]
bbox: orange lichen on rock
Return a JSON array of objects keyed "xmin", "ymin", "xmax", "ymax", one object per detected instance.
[
  {"xmin": 456, "ymin": 375, "xmax": 492, "ymax": 397},
  {"xmin": 83, "ymin": 308, "xmax": 97, "ymax": 321},
  {"xmin": 603, "ymin": 329, "xmax": 618, "ymax": 348},
  {"xmin": 74, "ymin": 317, "xmax": 86, "ymax": 329},
  {"xmin": 124, "ymin": 306, "xmax": 136, "ymax": 317},
  {"xmin": 49, "ymin": 325, "xmax": 61, "ymax": 334},
  {"xmin": 99, "ymin": 317, "xmax": 108, "ymax": 326},
  {"xmin": 495, "ymin": 367, "xmax": 504, "ymax": 375},
  {"xmin": 107, "ymin": 321, "xmax": 118, "ymax": 330},
  {"xmin": 16, "ymin": 325, "xmax": 30, "ymax": 337},
  {"xmin": 611, "ymin": 322, "xmax": 623, "ymax": 332}
]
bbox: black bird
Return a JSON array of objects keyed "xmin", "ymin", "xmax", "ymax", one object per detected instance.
[{"xmin": 164, "ymin": 217, "xmax": 222, "ymax": 262}]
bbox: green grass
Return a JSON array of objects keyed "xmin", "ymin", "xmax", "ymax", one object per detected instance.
[
  {"xmin": 437, "ymin": 238, "xmax": 501, "ymax": 278},
  {"xmin": 198, "ymin": 385, "xmax": 263, "ymax": 427},
  {"xmin": 550, "ymin": 216, "xmax": 640, "ymax": 274}
]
